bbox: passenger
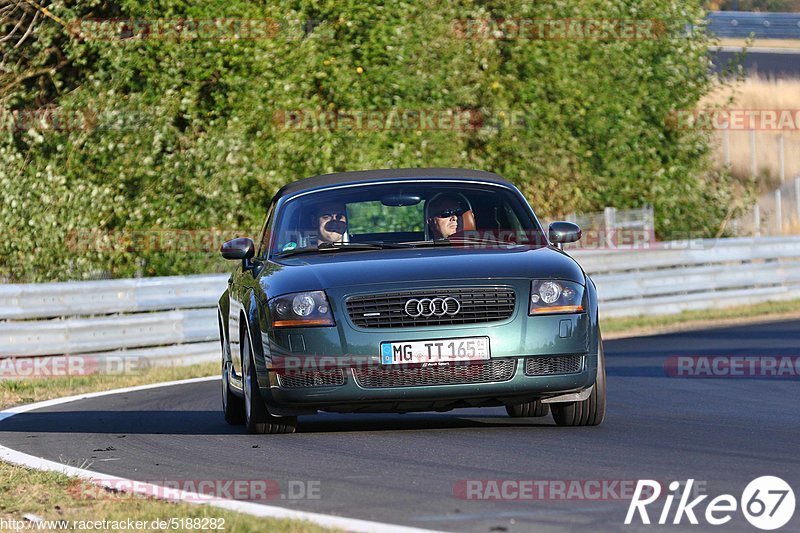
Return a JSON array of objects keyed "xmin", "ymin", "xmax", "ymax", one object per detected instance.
[{"xmin": 313, "ymin": 201, "xmax": 348, "ymax": 245}]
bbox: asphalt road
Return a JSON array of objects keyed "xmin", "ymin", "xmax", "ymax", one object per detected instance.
[
  {"xmin": 1, "ymin": 319, "xmax": 799, "ymax": 532},
  {"xmin": 713, "ymin": 49, "xmax": 800, "ymax": 78}
]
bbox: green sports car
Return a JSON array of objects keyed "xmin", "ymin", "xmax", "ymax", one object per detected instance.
[{"xmin": 218, "ymin": 168, "xmax": 605, "ymax": 434}]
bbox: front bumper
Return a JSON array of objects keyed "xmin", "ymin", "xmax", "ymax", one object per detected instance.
[
  {"xmin": 265, "ymin": 356, "xmax": 594, "ymax": 413},
  {"xmin": 256, "ymin": 279, "xmax": 599, "ymax": 414}
]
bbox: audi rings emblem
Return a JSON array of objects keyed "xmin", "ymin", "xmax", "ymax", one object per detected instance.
[{"xmin": 404, "ymin": 297, "xmax": 461, "ymax": 317}]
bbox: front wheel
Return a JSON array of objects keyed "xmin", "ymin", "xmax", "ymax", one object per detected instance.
[
  {"xmin": 242, "ymin": 326, "xmax": 297, "ymax": 434},
  {"xmin": 551, "ymin": 336, "xmax": 606, "ymax": 427},
  {"xmin": 505, "ymin": 400, "xmax": 549, "ymax": 418},
  {"xmin": 221, "ymin": 359, "xmax": 244, "ymax": 425}
]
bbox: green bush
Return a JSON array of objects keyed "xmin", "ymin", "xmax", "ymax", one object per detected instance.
[{"xmin": 1, "ymin": 0, "xmax": 738, "ymax": 282}]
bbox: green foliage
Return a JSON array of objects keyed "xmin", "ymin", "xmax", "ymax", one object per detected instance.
[
  {"xmin": 347, "ymin": 202, "xmax": 423, "ymax": 234},
  {"xmin": 1, "ymin": 0, "xmax": 737, "ymax": 281}
]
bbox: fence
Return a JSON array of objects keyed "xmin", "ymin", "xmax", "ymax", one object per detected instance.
[
  {"xmin": 717, "ymin": 130, "xmax": 800, "ymax": 190},
  {"xmin": 707, "ymin": 11, "xmax": 800, "ymax": 39},
  {"xmin": 544, "ymin": 206, "xmax": 655, "ymax": 248},
  {"xmin": 2, "ymin": 236, "xmax": 799, "ymax": 368},
  {"xmin": 732, "ymin": 175, "xmax": 800, "ymax": 236}
]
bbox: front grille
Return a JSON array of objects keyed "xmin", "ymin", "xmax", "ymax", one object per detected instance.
[
  {"xmin": 346, "ymin": 287, "xmax": 516, "ymax": 328},
  {"xmin": 353, "ymin": 359, "xmax": 515, "ymax": 388},
  {"xmin": 524, "ymin": 355, "xmax": 584, "ymax": 376},
  {"xmin": 277, "ymin": 369, "xmax": 346, "ymax": 388}
]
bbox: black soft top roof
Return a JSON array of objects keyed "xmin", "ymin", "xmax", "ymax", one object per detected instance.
[{"xmin": 275, "ymin": 168, "xmax": 513, "ymax": 198}]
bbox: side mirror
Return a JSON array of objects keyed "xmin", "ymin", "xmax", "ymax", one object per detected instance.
[
  {"xmin": 221, "ymin": 237, "xmax": 255, "ymax": 263},
  {"xmin": 548, "ymin": 221, "xmax": 581, "ymax": 248}
]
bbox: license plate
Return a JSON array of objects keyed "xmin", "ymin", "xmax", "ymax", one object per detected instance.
[{"xmin": 380, "ymin": 337, "xmax": 491, "ymax": 365}]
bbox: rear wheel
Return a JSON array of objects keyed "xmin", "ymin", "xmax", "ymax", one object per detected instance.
[
  {"xmin": 505, "ymin": 400, "xmax": 549, "ymax": 418},
  {"xmin": 221, "ymin": 359, "xmax": 244, "ymax": 425},
  {"xmin": 551, "ymin": 336, "xmax": 606, "ymax": 427},
  {"xmin": 242, "ymin": 326, "xmax": 297, "ymax": 434}
]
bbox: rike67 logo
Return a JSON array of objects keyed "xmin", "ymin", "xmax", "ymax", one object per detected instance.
[{"xmin": 625, "ymin": 477, "xmax": 795, "ymax": 530}]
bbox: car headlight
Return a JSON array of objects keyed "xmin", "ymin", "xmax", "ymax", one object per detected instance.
[
  {"xmin": 529, "ymin": 280, "xmax": 584, "ymax": 315},
  {"xmin": 269, "ymin": 291, "xmax": 335, "ymax": 327}
]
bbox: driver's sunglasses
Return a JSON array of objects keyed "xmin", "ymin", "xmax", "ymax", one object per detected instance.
[
  {"xmin": 434, "ymin": 207, "xmax": 465, "ymax": 219},
  {"xmin": 319, "ymin": 213, "xmax": 346, "ymax": 221}
]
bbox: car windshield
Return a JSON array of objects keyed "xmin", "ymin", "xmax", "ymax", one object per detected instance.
[{"xmin": 269, "ymin": 182, "xmax": 546, "ymax": 257}]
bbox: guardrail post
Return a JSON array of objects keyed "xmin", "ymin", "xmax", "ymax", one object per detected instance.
[
  {"xmin": 775, "ymin": 189, "xmax": 783, "ymax": 235},
  {"xmin": 753, "ymin": 203, "xmax": 760, "ymax": 237},
  {"xmin": 750, "ymin": 130, "xmax": 758, "ymax": 177},
  {"xmin": 795, "ymin": 176, "xmax": 800, "ymax": 223},
  {"xmin": 604, "ymin": 207, "xmax": 617, "ymax": 248},
  {"xmin": 779, "ymin": 134, "xmax": 785, "ymax": 183}
]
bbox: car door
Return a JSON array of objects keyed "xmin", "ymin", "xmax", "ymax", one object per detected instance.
[{"xmin": 228, "ymin": 204, "xmax": 276, "ymax": 377}]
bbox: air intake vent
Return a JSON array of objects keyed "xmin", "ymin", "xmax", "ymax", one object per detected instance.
[
  {"xmin": 277, "ymin": 369, "xmax": 346, "ymax": 388},
  {"xmin": 353, "ymin": 359, "xmax": 515, "ymax": 388},
  {"xmin": 524, "ymin": 356, "xmax": 584, "ymax": 376}
]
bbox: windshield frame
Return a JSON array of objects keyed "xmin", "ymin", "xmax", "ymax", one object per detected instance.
[{"xmin": 264, "ymin": 179, "xmax": 547, "ymax": 261}]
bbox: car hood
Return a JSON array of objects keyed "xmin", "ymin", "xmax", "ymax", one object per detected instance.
[{"xmin": 260, "ymin": 246, "xmax": 586, "ymax": 297}]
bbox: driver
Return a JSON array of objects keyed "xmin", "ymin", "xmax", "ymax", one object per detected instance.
[
  {"xmin": 427, "ymin": 194, "xmax": 467, "ymax": 240},
  {"xmin": 313, "ymin": 201, "xmax": 348, "ymax": 245}
]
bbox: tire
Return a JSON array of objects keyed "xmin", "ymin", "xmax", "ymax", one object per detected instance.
[
  {"xmin": 551, "ymin": 335, "xmax": 606, "ymax": 427},
  {"xmin": 242, "ymin": 325, "xmax": 297, "ymax": 435},
  {"xmin": 221, "ymin": 359, "xmax": 245, "ymax": 425},
  {"xmin": 505, "ymin": 400, "xmax": 550, "ymax": 418}
]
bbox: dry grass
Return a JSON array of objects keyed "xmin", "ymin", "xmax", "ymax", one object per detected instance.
[
  {"xmin": 703, "ymin": 77, "xmax": 800, "ymax": 191},
  {"xmin": 718, "ymin": 38, "xmax": 800, "ymax": 50},
  {"xmin": 0, "ymin": 461, "xmax": 332, "ymax": 533},
  {"xmin": 0, "ymin": 361, "xmax": 217, "ymax": 409},
  {"xmin": 603, "ymin": 297, "xmax": 800, "ymax": 337}
]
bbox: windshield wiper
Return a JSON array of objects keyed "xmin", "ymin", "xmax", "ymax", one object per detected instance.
[
  {"xmin": 320, "ymin": 241, "xmax": 413, "ymax": 250},
  {"xmin": 276, "ymin": 241, "xmax": 412, "ymax": 258},
  {"xmin": 403, "ymin": 237, "xmax": 519, "ymax": 247},
  {"xmin": 447, "ymin": 236, "xmax": 518, "ymax": 246},
  {"xmin": 401, "ymin": 239, "xmax": 455, "ymax": 247}
]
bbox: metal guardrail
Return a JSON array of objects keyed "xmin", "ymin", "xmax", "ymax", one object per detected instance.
[
  {"xmin": 0, "ymin": 274, "xmax": 228, "ymax": 367},
  {"xmin": 708, "ymin": 11, "xmax": 800, "ymax": 39},
  {"xmin": 573, "ymin": 236, "xmax": 800, "ymax": 317},
  {"xmin": 1, "ymin": 236, "xmax": 799, "ymax": 367}
]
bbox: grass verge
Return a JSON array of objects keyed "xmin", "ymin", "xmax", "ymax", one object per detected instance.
[
  {"xmin": 718, "ymin": 38, "xmax": 800, "ymax": 50},
  {"xmin": 0, "ymin": 463, "xmax": 332, "ymax": 533},
  {"xmin": 1, "ymin": 362, "xmax": 217, "ymax": 410},
  {"xmin": 603, "ymin": 297, "xmax": 800, "ymax": 338},
  {"xmin": 0, "ymin": 362, "xmax": 334, "ymax": 533}
]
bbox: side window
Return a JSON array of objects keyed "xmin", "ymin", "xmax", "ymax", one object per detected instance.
[
  {"xmin": 256, "ymin": 203, "xmax": 276, "ymax": 258},
  {"xmin": 503, "ymin": 201, "xmax": 524, "ymax": 231}
]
